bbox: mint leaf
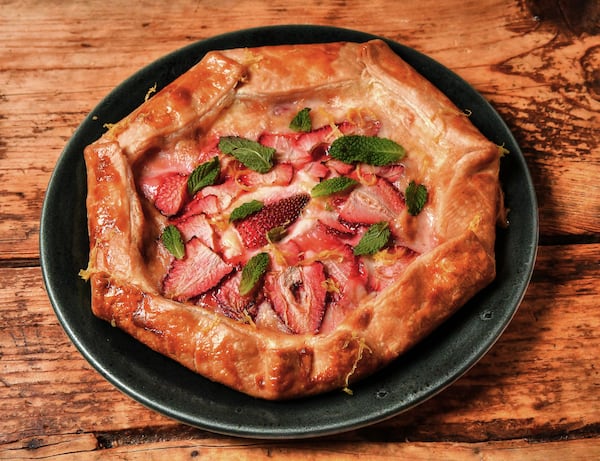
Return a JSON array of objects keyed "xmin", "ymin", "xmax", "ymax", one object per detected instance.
[
  {"xmin": 229, "ymin": 199, "xmax": 263, "ymax": 222},
  {"xmin": 329, "ymin": 135, "xmax": 405, "ymax": 166},
  {"xmin": 405, "ymin": 181, "xmax": 428, "ymax": 216},
  {"xmin": 239, "ymin": 252, "xmax": 269, "ymax": 296},
  {"xmin": 266, "ymin": 225, "xmax": 287, "ymax": 243},
  {"xmin": 353, "ymin": 221, "xmax": 391, "ymax": 256},
  {"xmin": 187, "ymin": 156, "xmax": 220, "ymax": 196},
  {"xmin": 218, "ymin": 136, "xmax": 274, "ymax": 173},
  {"xmin": 289, "ymin": 107, "xmax": 312, "ymax": 132},
  {"xmin": 161, "ymin": 225, "xmax": 185, "ymax": 259},
  {"xmin": 311, "ymin": 176, "xmax": 358, "ymax": 197}
]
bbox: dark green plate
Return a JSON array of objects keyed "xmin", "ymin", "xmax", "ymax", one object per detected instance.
[{"xmin": 40, "ymin": 25, "xmax": 538, "ymax": 439}]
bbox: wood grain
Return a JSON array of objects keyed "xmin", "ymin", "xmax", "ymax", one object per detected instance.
[
  {"xmin": 0, "ymin": 0, "xmax": 598, "ymax": 260},
  {"xmin": 2, "ymin": 434, "xmax": 600, "ymax": 461},
  {"xmin": 1, "ymin": 244, "xmax": 598, "ymax": 446}
]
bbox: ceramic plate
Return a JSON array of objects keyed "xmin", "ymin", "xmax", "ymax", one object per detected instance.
[{"xmin": 40, "ymin": 25, "xmax": 538, "ymax": 439}]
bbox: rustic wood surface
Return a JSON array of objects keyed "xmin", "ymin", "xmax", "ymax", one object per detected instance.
[{"xmin": 1, "ymin": 0, "xmax": 598, "ymax": 459}]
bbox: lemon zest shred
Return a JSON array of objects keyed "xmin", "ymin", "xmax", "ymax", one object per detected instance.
[
  {"xmin": 321, "ymin": 277, "xmax": 340, "ymax": 294},
  {"xmin": 497, "ymin": 143, "xmax": 510, "ymax": 157},
  {"xmin": 78, "ymin": 247, "xmax": 98, "ymax": 281},
  {"xmin": 144, "ymin": 82, "xmax": 157, "ymax": 102},
  {"xmin": 356, "ymin": 163, "xmax": 377, "ymax": 186},
  {"xmin": 240, "ymin": 309, "xmax": 256, "ymax": 327},
  {"xmin": 342, "ymin": 334, "xmax": 372, "ymax": 396},
  {"xmin": 301, "ymin": 249, "xmax": 345, "ymax": 265}
]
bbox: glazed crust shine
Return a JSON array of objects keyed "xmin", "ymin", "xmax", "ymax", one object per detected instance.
[{"xmin": 83, "ymin": 40, "xmax": 501, "ymax": 400}]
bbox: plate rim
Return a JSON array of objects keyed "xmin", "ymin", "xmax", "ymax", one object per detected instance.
[{"xmin": 40, "ymin": 24, "xmax": 538, "ymax": 439}]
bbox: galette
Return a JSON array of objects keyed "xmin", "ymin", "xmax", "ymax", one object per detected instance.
[{"xmin": 81, "ymin": 39, "xmax": 503, "ymax": 399}]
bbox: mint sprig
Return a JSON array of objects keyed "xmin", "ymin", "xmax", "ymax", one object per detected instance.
[
  {"xmin": 289, "ymin": 107, "xmax": 312, "ymax": 132},
  {"xmin": 329, "ymin": 135, "xmax": 405, "ymax": 166},
  {"xmin": 239, "ymin": 252, "xmax": 269, "ymax": 296},
  {"xmin": 229, "ymin": 200, "xmax": 263, "ymax": 222},
  {"xmin": 161, "ymin": 225, "xmax": 185, "ymax": 259},
  {"xmin": 353, "ymin": 221, "xmax": 391, "ymax": 256},
  {"xmin": 218, "ymin": 136, "xmax": 274, "ymax": 173},
  {"xmin": 311, "ymin": 176, "xmax": 358, "ymax": 198},
  {"xmin": 405, "ymin": 181, "xmax": 428, "ymax": 216},
  {"xmin": 187, "ymin": 156, "xmax": 220, "ymax": 196}
]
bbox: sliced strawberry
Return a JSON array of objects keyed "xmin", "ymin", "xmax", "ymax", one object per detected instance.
[
  {"xmin": 213, "ymin": 270, "xmax": 258, "ymax": 320},
  {"xmin": 198, "ymin": 179, "xmax": 242, "ymax": 211},
  {"xmin": 254, "ymin": 300, "xmax": 291, "ymax": 333},
  {"xmin": 174, "ymin": 213, "xmax": 215, "ymax": 248},
  {"xmin": 259, "ymin": 132, "xmax": 308, "ymax": 167},
  {"xmin": 303, "ymin": 161, "xmax": 330, "ymax": 180},
  {"xmin": 294, "ymin": 124, "xmax": 334, "ymax": 154},
  {"xmin": 313, "ymin": 211, "xmax": 360, "ymax": 240},
  {"xmin": 326, "ymin": 159, "xmax": 355, "ymax": 176},
  {"xmin": 259, "ymin": 125, "xmax": 334, "ymax": 168},
  {"xmin": 236, "ymin": 163, "xmax": 294, "ymax": 188},
  {"xmin": 162, "ymin": 237, "xmax": 232, "ymax": 301},
  {"xmin": 234, "ymin": 193, "xmax": 310, "ymax": 249},
  {"xmin": 296, "ymin": 221, "xmax": 367, "ymax": 292},
  {"xmin": 180, "ymin": 194, "xmax": 219, "ymax": 218},
  {"xmin": 364, "ymin": 245, "xmax": 418, "ymax": 292},
  {"xmin": 287, "ymin": 221, "xmax": 368, "ymax": 333},
  {"xmin": 293, "ymin": 219, "xmax": 348, "ymax": 253},
  {"xmin": 337, "ymin": 178, "xmax": 405, "ymax": 225},
  {"xmin": 265, "ymin": 262, "xmax": 327, "ymax": 334},
  {"xmin": 371, "ymin": 164, "xmax": 405, "ymax": 183},
  {"xmin": 154, "ymin": 173, "xmax": 189, "ymax": 216}
]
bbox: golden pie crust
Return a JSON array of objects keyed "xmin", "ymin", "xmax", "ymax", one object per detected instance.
[{"xmin": 83, "ymin": 40, "xmax": 502, "ymax": 400}]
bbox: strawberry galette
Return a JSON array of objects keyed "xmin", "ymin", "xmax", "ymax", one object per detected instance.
[{"xmin": 82, "ymin": 39, "xmax": 503, "ymax": 399}]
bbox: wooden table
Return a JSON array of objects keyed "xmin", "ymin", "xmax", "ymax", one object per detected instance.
[{"xmin": 1, "ymin": 0, "xmax": 598, "ymax": 459}]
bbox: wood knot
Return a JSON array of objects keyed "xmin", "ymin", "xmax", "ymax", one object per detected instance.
[
  {"xmin": 526, "ymin": 0, "xmax": 600, "ymax": 36},
  {"xmin": 581, "ymin": 46, "xmax": 600, "ymax": 101}
]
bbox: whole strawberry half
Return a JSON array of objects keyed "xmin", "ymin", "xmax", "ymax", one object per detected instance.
[{"xmin": 234, "ymin": 193, "xmax": 310, "ymax": 249}]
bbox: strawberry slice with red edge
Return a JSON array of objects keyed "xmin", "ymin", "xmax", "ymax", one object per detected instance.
[
  {"xmin": 337, "ymin": 177, "xmax": 405, "ymax": 225},
  {"xmin": 265, "ymin": 262, "xmax": 327, "ymax": 334},
  {"xmin": 162, "ymin": 237, "xmax": 232, "ymax": 301},
  {"xmin": 292, "ymin": 220, "xmax": 368, "ymax": 332},
  {"xmin": 174, "ymin": 213, "xmax": 216, "ymax": 248},
  {"xmin": 234, "ymin": 193, "xmax": 310, "ymax": 249},
  {"xmin": 213, "ymin": 270, "xmax": 259, "ymax": 320},
  {"xmin": 236, "ymin": 163, "xmax": 294, "ymax": 188},
  {"xmin": 154, "ymin": 173, "xmax": 189, "ymax": 216}
]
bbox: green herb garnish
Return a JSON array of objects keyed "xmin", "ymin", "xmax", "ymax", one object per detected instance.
[
  {"xmin": 311, "ymin": 176, "xmax": 359, "ymax": 198},
  {"xmin": 239, "ymin": 252, "xmax": 269, "ymax": 296},
  {"xmin": 187, "ymin": 156, "xmax": 220, "ymax": 196},
  {"xmin": 329, "ymin": 135, "xmax": 405, "ymax": 166},
  {"xmin": 229, "ymin": 200, "xmax": 264, "ymax": 222},
  {"xmin": 353, "ymin": 221, "xmax": 391, "ymax": 256},
  {"xmin": 405, "ymin": 181, "xmax": 428, "ymax": 216},
  {"xmin": 289, "ymin": 107, "xmax": 312, "ymax": 132},
  {"xmin": 161, "ymin": 225, "xmax": 185, "ymax": 259},
  {"xmin": 266, "ymin": 225, "xmax": 287, "ymax": 243},
  {"xmin": 218, "ymin": 136, "xmax": 275, "ymax": 173}
]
